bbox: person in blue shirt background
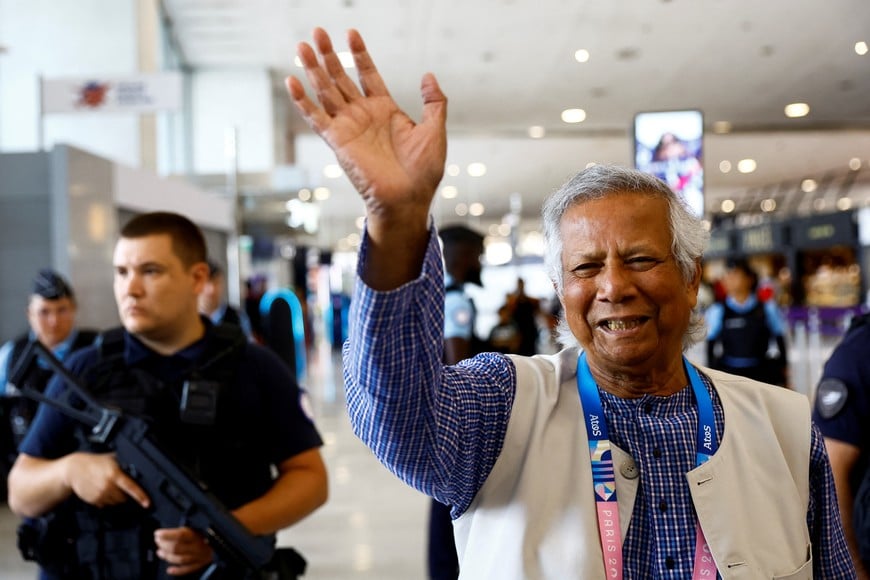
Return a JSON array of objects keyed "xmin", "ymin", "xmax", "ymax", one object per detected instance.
[
  {"xmin": 704, "ymin": 257, "xmax": 789, "ymax": 386},
  {"xmin": 0, "ymin": 270, "xmax": 97, "ymax": 499},
  {"xmin": 199, "ymin": 259, "xmax": 253, "ymax": 339}
]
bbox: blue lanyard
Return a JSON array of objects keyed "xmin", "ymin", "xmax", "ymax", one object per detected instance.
[{"xmin": 576, "ymin": 352, "xmax": 719, "ymax": 578}]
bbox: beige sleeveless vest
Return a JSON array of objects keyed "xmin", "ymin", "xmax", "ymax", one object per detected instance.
[{"xmin": 453, "ymin": 348, "xmax": 813, "ymax": 579}]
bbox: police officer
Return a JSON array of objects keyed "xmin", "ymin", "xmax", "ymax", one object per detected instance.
[
  {"xmin": 0, "ymin": 270, "xmax": 97, "ymax": 496},
  {"xmin": 199, "ymin": 259, "xmax": 253, "ymax": 338},
  {"xmin": 7, "ymin": 212, "xmax": 328, "ymax": 579},
  {"xmin": 428, "ymin": 224, "xmax": 486, "ymax": 580},
  {"xmin": 814, "ymin": 312, "xmax": 870, "ymax": 577},
  {"xmin": 705, "ymin": 257, "xmax": 789, "ymax": 386}
]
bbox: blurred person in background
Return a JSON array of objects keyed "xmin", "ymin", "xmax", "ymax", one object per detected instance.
[
  {"xmin": 429, "ymin": 223, "xmax": 486, "ymax": 579},
  {"xmin": 705, "ymin": 258, "xmax": 789, "ymax": 387},
  {"xmin": 0, "ymin": 270, "xmax": 97, "ymax": 498},
  {"xmin": 199, "ymin": 259, "xmax": 253, "ymax": 339}
]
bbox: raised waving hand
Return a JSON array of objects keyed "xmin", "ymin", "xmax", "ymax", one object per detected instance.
[{"xmin": 286, "ymin": 28, "xmax": 447, "ymax": 287}]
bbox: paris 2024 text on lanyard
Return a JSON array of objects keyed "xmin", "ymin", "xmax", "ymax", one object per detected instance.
[{"xmin": 576, "ymin": 352, "xmax": 718, "ymax": 579}]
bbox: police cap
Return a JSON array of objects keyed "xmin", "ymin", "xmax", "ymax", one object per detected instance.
[
  {"xmin": 31, "ymin": 269, "xmax": 74, "ymax": 300},
  {"xmin": 438, "ymin": 224, "xmax": 484, "ymax": 248}
]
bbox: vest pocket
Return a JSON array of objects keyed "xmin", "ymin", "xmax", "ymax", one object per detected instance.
[{"xmin": 771, "ymin": 544, "xmax": 812, "ymax": 579}]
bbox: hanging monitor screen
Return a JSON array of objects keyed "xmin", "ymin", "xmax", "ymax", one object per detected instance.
[{"xmin": 633, "ymin": 110, "xmax": 704, "ymax": 218}]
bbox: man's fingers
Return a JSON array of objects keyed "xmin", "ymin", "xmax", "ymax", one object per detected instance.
[
  {"xmin": 286, "ymin": 76, "xmax": 332, "ymax": 134},
  {"xmin": 312, "ymin": 27, "xmax": 362, "ymax": 102},
  {"xmin": 114, "ymin": 472, "xmax": 150, "ymax": 508},
  {"xmin": 297, "ymin": 38, "xmax": 346, "ymax": 117},
  {"xmin": 420, "ymin": 72, "xmax": 447, "ymax": 127},
  {"xmin": 346, "ymin": 29, "xmax": 390, "ymax": 98}
]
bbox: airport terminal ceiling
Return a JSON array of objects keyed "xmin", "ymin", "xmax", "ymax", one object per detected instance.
[{"xmin": 162, "ymin": 0, "xmax": 870, "ymax": 243}]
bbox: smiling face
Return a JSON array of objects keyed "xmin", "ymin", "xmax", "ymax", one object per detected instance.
[{"xmin": 559, "ymin": 192, "xmax": 701, "ymax": 389}]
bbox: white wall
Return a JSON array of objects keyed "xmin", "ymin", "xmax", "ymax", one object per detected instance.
[
  {"xmin": 0, "ymin": 0, "xmax": 141, "ymax": 165},
  {"xmin": 191, "ymin": 69, "xmax": 275, "ymax": 175}
]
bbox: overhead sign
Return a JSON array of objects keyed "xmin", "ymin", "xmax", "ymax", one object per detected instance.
[{"xmin": 41, "ymin": 73, "xmax": 182, "ymax": 114}]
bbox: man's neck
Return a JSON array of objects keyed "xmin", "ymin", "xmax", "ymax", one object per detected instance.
[{"xmin": 135, "ymin": 318, "xmax": 206, "ymax": 356}]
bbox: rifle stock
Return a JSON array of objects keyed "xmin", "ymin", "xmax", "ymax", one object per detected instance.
[{"xmin": 8, "ymin": 340, "xmax": 276, "ymax": 576}]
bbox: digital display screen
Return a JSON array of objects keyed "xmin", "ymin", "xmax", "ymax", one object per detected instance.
[{"xmin": 633, "ymin": 110, "xmax": 704, "ymax": 218}]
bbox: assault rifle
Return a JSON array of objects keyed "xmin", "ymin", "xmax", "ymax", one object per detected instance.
[{"xmin": 8, "ymin": 339, "xmax": 276, "ymax": 579}]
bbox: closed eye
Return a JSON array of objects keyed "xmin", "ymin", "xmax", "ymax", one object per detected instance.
[
  {"xmin": 570, "ymin": 262, "xmax": 603, "ymax": 278},
  {"xmin": 625, "ymin": 256, "xmax": 663, "ymax": 271}
]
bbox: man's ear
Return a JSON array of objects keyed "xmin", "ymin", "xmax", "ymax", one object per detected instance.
[{"xmin": 190, "ymin": 261, "xmax": 210, "ymax": 293}]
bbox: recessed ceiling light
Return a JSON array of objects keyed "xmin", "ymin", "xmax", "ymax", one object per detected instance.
[
  {"xmin": 441, "ymin": 185, "xmax": 458, "ymax": 199},
  {"xmin": 856, "ymin": 41, "xmax": 869, "ymax": 56},
  {"xmin": 298, "ymin": 188, "xmax": 312, "ymax": 201},
  {"xmin": 574, "ymin": 49, "xmax": 590, "ymax": 63},
  {"xmin": 469, "ymin": 202, "xmax": 485, "ymax": 216},
  {"xmin": 719, "ymin": 160, "xmax": 732, "ymax": 173},
  {"xmin": 528, "ymin": 125, "xmax": 545, "ymax": 139},
  {"xmin": 784, "ymin": 102, "xmax": 810, "ymax": 118},
  {"xmin": 313, "ymin": 186, "xmax": 330, "ymax": 200},
  {"xmin": 467, "ymin": 162, "xmax": 487, "ymax": 177},
  {"xmin": 561, "ymin": 108, "xmax": 587, "ymax": 124},
  {"xmin": 801, "ymin": 179, "xmax": 818, "ymax": 193},
  {"xmin": 323, "ymin": 164, "xmax": 343, "ymax": 178},
  {"xmin": 446, "ymin": 164, "xmax": 460, "ymax": 177},
  {"xmin": 355, "ymin": 216, "xmax": 365, "ymax": 229},
  {"xmin": 837, "ymin": 197, "xmax": 853, "ymax": 211},
  {"xmin": 455, "ymin": 203, "xmax": 468, "ymax": 216},
  {"xmin": 721, "ymin": 199, "xmax": 735, "ymax": 213},
  {"xmin": 737, "ymin": 159, "xmax": 757, "ymax": 173},
  {"xmin": 849, "ymin": 157, "xmax": 862, "ymax": 171},
  {"xmin": 712, "ymin": 121, "xmax": 732, "ymax": 134},
  {"xmin": 760, "ymin": 199, "xmax": 776, "ymax": 212}
]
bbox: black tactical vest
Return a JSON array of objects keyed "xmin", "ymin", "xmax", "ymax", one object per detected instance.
[
  {"xmin": 20, "ymin": 325, "xmax": 275, "ymax": 580},
  {"xmin": 720, "ymin": 301, "xmax": 771, "ymax": 363}
]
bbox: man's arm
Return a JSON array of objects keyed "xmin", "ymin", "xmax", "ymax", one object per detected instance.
[
  {"xmin": 153, "ymin": 448, "xmax": 328, "ymax": 576},
  {"xmin": 8, "ymin": 452, "xmax": 150, "ymax": 518},
  {"xmin": 825, "ymin": 437, "xmax": 869, "ymax": 578},
  {"xmin": 231, "ymin": 448, "xmax": 328, "ymax": 534},
  {"xmin": 286, "ymin": 27, "xmax": 447, "ymax": 290}
]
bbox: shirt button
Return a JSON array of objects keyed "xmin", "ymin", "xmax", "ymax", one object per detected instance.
[
  {"xmin": 653, "ymin": 448, "xmax": 662, "ymax": 458},
  {"xmin": 658, "ymin": 500, "xmax": 668, "ymax": 512},
  {"xmin": 643, "ymin": 403, "xmax": 653, "ymax": 413},
  {"xmin": 665, "ymin": 556, "xmax": 675, "ymax": 569},
  {"xmin": 620, "ymin": 460, "xmax": 639, "ymax": 479}
]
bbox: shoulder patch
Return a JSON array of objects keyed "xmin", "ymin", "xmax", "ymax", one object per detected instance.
[{"xmin": 815, "ymin": 378, "xmax": 849, "ymax": 419}]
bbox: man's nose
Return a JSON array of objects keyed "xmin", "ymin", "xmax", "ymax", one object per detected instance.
[{"xmin": 597, "ymin": 264, "xmax": 634, "ymax": 302}]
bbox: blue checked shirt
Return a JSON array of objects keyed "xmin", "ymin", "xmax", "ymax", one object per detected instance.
[{"xmin": 343, "ymin": 227, "xmax": 855, "ymax": 578}]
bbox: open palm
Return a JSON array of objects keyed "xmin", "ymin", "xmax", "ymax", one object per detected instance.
[{"xmin": 287, "ymin": 28, "xmax": 447, "ymax": 217}]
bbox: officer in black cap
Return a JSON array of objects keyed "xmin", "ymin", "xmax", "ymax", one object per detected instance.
[
  {"xmin": 813, "ymin": 312, "xmax": 870, "ymax": 575},
  {"xmin": 0, "ymin": 270, "xmax": 97, "ymax": 497},
  {"xmin": 429, "ymin": 223, "xmax": 486, "ymax": 580}
]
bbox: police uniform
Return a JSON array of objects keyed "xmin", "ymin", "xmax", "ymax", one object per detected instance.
[
  {"xmin": 813, "ymin": 314, "xmax": 870, "ymax": 492},
  {"xmin": 0, "ymin": 270, "xmax": 97, "ymax": 499},
  {"xmin": 18, "ymin": 318, "xmax": 322, "ymax": 579}
]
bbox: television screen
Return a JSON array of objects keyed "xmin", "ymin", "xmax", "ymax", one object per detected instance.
[{"xmin": 633, "ymin": 110, "xmax": 704, "ymax": 218}]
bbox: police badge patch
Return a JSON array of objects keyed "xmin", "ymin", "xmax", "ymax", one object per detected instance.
[{"xmin": 815, "ymin": 378, "xmax": 849, "ymax": 419}]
